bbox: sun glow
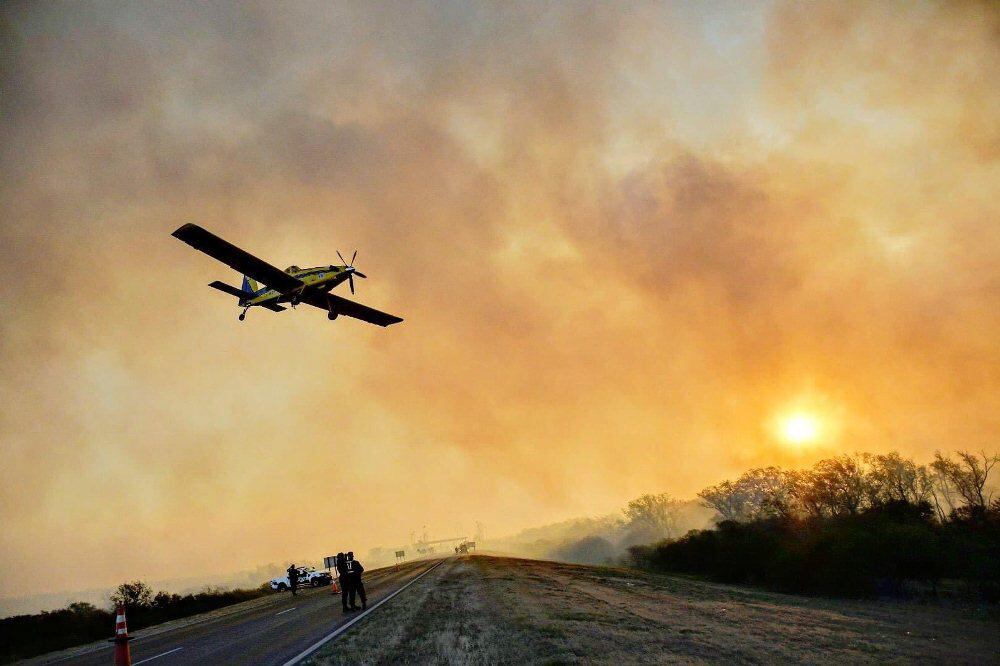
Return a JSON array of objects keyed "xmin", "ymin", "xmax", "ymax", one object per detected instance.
[{"xmin": 778, "ymin": 412, "xmax": 821, "ymax": 447}]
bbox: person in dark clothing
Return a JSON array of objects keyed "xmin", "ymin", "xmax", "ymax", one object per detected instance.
[
  {"xmin": 287, "ymin": 564, "xmax": 299, "ymax": 596},
  {"xmin": 346, "ymin": 551, "xmax": 366, "ymax": 610},
  {"xmin": 335, "ymin": 553, "xmax": 352, "ymax": 612}
]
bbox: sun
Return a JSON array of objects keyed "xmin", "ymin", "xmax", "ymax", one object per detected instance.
[{"xmin": 777, "ymin": 412, "xmax": 821, "ymax": 447}]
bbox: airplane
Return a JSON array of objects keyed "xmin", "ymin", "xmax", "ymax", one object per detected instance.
[{"xmin": 171, "ymin": 223, "xmax": 403, "ymax": 327}]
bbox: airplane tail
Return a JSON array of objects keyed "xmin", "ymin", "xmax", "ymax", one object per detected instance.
[{"xmin": 241, "ymin": 275, "xmax": 260, "ymax": 294}]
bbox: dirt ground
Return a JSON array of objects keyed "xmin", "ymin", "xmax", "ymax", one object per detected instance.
[{"xmin": 305, "ymin": 554, "xmax": 999, "ymax": 665}]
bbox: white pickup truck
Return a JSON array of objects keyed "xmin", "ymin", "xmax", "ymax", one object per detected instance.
[{"xmin": 269, "ymin": 567, "xmax": 332, "ymax": 591}]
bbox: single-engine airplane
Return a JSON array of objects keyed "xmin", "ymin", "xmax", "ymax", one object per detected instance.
[{"xmin": 171, "ymin": 223, "xmax": 403, "ymax": 327}]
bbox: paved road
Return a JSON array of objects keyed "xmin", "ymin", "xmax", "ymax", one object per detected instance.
[{"xmin": 36, "ymin": 559, "xmax": 443, "ymax": 666}]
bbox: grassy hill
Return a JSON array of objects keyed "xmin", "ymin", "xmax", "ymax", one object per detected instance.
[{"xmin": 305, "ymin": 554, "xmax": 998, "ymax": 664}]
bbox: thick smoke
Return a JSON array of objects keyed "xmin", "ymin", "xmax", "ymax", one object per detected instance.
[{"xmin": 0, "ymin": 1, "xmax": 997, "ymax": 599}]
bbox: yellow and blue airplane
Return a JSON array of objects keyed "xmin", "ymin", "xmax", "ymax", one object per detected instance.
[{"xmin": 172, "ymin": 223, "xmax": 402, "ymax": 326}]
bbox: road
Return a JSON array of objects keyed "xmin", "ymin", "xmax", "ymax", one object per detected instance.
[{"xmin": 33, "ymin": 558, "xmax": 443, "ymax": 666}]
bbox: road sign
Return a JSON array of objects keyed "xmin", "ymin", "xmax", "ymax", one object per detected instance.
[
  {"xmin": 323, "ymin": 556, "xmax": 336, "ymax": 569},
  {"xmin": 395, "ymin": 550, "xmax": 405, "ymax": 558}
]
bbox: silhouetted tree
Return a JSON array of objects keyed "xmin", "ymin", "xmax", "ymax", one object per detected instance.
[
  {"xmin": 803, "ymin": 455, "xmax": 869, "ymax": 516},
  {"xmin": 865, "ymin": 453, "xmax": 936, "ymax": 506},
  {"xmin": 932, "ymin": 450, "xmax": 998, "ymax": 511},
  {"xmin": 67, "ymin": 602, "xmax": 100, "ymax": 615},
  {"xmin": 698, "ymin": 480, "xmax": 747, "ymax": 522},
  {"xmin": 698, "ymin": 452, "xmax": 960, "ymax": 523},
  {"xmin": 739, "ymin": 467, "xmax": 799, "ymax": 519},
  {"xmin": 700, "ymin": 467, "xmax": 801, "ymax": 521},
  {"xmin": 623, "ymin": 493, "xmax": 679, "ymax": 538},
  {"xmin": 110, "ymin": 581, "xmax": 153, "ymax": 610}
]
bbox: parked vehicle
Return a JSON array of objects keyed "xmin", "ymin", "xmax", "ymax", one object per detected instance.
[{"xmin": 269, "ymin": 567, "xmax": 331, "ymax": 591}]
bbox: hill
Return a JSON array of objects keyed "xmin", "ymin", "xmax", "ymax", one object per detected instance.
[
  {"xmin": 304, "ymin": 554, "xmax": 998, "ymax": 664},
  {"xmin": 483, "ymin": 499, "xmax": 714, "ymax": 565}
]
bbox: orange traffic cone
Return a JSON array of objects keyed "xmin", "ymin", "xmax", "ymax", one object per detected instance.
[
  {"xmin": 109, "ymin": 604, "xmax": 132, "ymax": 666},
  {"xmin": 330, "ymin": 576, "xmax": 341, "ymax": 594}
]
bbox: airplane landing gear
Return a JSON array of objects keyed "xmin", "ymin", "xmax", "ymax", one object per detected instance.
[
  {"xmin": 239, "ymin": 307, "xmax": 248, "ymax": 321},
  {"xmin": 328, "ymin": 311, "xmax": 338, "ymax": 320}
]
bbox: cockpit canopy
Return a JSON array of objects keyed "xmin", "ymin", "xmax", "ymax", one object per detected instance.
[{"xmin": 284, "ymin": 265, "xmax": 301, "ymax": 273}]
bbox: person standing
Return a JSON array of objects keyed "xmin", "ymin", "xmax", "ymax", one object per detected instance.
[
  {"xmin": 287, "ymin": 564, "xmax": 299, "ymax": 597},
  {"xmin": 346, "ymin": 551, "xmax": 366, "ymax": 610},
  {"xmin": 335, "ymin": 553, "xmax": 352, "ymax": 613}
]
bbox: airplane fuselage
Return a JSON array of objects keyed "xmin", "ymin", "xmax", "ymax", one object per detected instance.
[{"xmin": 242, "ymin": 265, "xmax": 353, "ymax": 307}]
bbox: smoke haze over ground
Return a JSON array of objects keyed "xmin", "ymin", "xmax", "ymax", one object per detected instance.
[{"xmin": 1, "ymin": 1, "xmax": 997, "ymax": 600}]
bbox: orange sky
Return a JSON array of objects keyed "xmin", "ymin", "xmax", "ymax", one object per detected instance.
[{"xmin": 1, "ymin": 1, "xmax": 998, "ymax": 598}]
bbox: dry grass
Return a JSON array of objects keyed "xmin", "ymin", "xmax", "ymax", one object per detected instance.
[
  {"xmin": 306, "ymin": 555, "xmax": 999, "ymax": 665},
  {"xmin": 306, "ymin": 558, "xmax": 530, "ymax": 665}
]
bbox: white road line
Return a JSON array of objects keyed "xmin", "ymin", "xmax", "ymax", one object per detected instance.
[
  {"xmin": 275, "ymin": 607, "xmax": 298, "ymax": 616},
  {"xmin": 282, "ymin": 558, "xmax": 448, "ymax": 666},
  {"xmin": 132, "ymin": 647, "xmax": 183, "ymax": 664}
]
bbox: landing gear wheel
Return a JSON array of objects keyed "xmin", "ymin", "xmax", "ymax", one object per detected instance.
[
  {"xmin": 239, "ymin": 312, "xmax": 246, "ymax": 321},
  {"xmin": 328, "ymin": 311, "xmax": 338, "ymax": 320}
]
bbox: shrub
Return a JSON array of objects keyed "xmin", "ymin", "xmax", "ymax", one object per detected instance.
[
  {"xmin": 629, "ymin": 500, "xmax": 997, "ymax": 599},
  {"xmin": 0, "ymin": 583, "xmax": 271, "ymax": 662},
  {"xmin": 553, "ymin": 536, "xmax": 616, "ymax": 565}
]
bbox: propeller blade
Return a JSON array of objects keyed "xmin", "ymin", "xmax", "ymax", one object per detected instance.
[
  {"xmin": 354, "ymin": 271, "xmax": 367, "ymax": 279},
  {"xmin": 337, "ymin": 250, "xmax": 347, "ymax": 265},
  {"xmin": 351, "ymin": 250, "xmax": 357, "ymax": 266},
  {"xmin": 349, "ymin": 274, "xmax": 355, "ymax": 294}
]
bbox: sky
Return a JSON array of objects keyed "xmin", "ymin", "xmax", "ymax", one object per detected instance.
[{"xmin": 1, "ymin": 0, "xmax": 998, "ymax": 600}]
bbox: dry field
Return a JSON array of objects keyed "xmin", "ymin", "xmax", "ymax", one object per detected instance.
[{"xmin": 305, "ymin": 554, "xmax": 999, "ymax": 665}]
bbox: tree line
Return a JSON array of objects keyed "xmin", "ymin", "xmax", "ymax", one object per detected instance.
[
  {"xmin": 697, "ymin": 450, "xmax": 997, "ymax": 523},
  {"xmin": 628, "ymin": 450, "xmax": 1000, "ymax": 599},
  {"xmin": 0, "ymin": 581, "xmax": 270, "ymax": 663}
]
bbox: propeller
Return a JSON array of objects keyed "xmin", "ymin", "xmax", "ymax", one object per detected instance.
[{"xmin": 336, "ymin": 250, "xmax": 368, "ymax": 294}]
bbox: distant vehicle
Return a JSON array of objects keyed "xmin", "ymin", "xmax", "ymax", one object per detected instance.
[{"xmin": 269, "ymin": 567, "xmax": 331, "ymax": 591}]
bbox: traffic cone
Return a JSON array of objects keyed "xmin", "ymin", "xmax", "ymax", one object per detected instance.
[
  {"xmin": 109, "ymin": 604, "xmax": 132, "ymax": 666},
  {"xmin": 330, "ymin": 576, "xmax": 341, "ymax": 594}
]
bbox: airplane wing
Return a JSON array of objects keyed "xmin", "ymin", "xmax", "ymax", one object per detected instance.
[
  {"xmin": 208, "ymin": 281, "xmax": 250, "ymax": 299},
  {"xmin": 261, "ymin": 302, "xmax": 287, "ymax": 312},
  {"xmin": 302, "ymin": 291, "xmax": 403, "ymax": 327},
  {"xmin": 172, "ymin": 223, "xmax": 303, "ymax": 294}
]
